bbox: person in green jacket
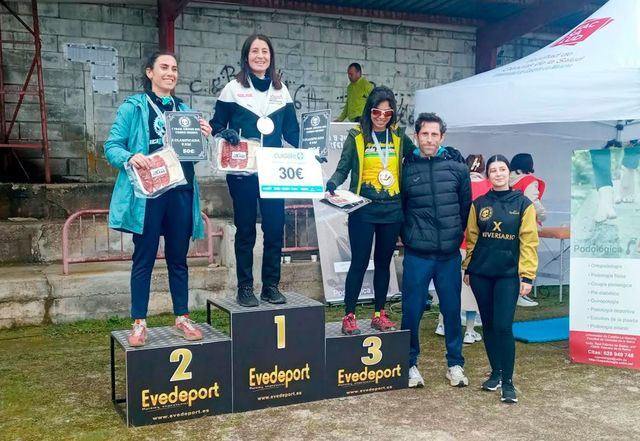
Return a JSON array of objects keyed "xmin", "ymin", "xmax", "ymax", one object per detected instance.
[
  {"xmin": 104, "ymin": 51, "xmax": 210, "ymax": 347},
  {"xmin": 335, "ymin": 63, "xmax": 374, "ymax": 123},
  {"xmin": 326, "ymin": 86, "xmax": 416, "ymax": 335}
]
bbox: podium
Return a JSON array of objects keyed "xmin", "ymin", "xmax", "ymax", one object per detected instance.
[
  {"xmin": 324, "ymin": 322, "xmax": 409, "ymax": 398},
  {"xmin": 207, "ymin": 292, "xmax": 325, "ymax": 412},
  {"xmin": 110, "ymin": 324, "xmax": 232, "ymax": 426},
  {"xmin": 110, "ymin": 293, "xmax": 412, "ymax": 425}
]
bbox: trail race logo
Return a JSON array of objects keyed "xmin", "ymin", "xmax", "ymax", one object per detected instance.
[
  {"xmin": 179, "ymin": 116, "xmax": 191, "ymax": 127},
  {"xmin": 479, "ymin": 206, "xmax": 493, "ymax": 221},
  {"xmin": 551, "ymin": 17, "xmax": 613, "ymax": 47}
]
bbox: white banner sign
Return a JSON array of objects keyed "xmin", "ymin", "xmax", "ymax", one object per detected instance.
[
  {"xmin": 256, "ymin": 147, "xmax": 324, "ymax": 199},
  {"xmin": 570, "ymin": 147, "xmax": 640, "ymax": 370}
]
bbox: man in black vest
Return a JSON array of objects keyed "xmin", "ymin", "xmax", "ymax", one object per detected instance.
[{"xmin": 401, "ymin": 113, "xmax": 472, "ymax": 388}]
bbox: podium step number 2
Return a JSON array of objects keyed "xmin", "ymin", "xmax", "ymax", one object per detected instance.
[{"xmin": 110, "ymin": 325, "xmax": 232, "ymax": 426}]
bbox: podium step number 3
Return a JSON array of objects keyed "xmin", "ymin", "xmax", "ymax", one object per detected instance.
[{"xmin": 324, "ymin": 322, "xmax": 409, "ymax": 399}]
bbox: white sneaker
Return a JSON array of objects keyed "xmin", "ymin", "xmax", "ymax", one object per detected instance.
[
  {"xmin": 517, "ymin": 295, "xmax": 539, "ymax": 307},
  {"xmin": 446, "ymin": 365, "xmax": 469, "ymax": 387},
  {"xmin": 463, "ymin": 330, "xmax": 482, "ymax": 344},
  {"xmin": 435, "ymin": 322, "xmax": 445, "ymax": 336},
  {"xmin": 617, "ymin": 167, "xmax": 635, "ymax": 203},
  {"xmin": 595, "ymin": 185, "xmax": 617, "ymax": 223},
  {"xmin": 408, "ymin": 365, "xmax": 425, "ymax": 388}
]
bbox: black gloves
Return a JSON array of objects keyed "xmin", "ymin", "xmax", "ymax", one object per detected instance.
[
  {"xmin": 444, "ymin": 146, "xmax": 465, "ymax": 163},
  {"xmin": 219, "ymin": 128, "xmax": 240, "ymax": 145},
  {"xmin": 326, "ymin": 181, "xmax": 336, "ymax": 195},
  {"xmin": 315, "ymin": 155, "xmax": 328, "ymax": 164}
]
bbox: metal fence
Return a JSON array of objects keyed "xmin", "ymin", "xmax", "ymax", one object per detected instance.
[{"xmin": 61, "ymin": 209, "xmax": 222, "ymax": 274}]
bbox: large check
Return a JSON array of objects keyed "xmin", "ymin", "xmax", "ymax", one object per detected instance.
[{"xmin": 256, "ymin": 147, "xmax": 324, "ymax": 199}]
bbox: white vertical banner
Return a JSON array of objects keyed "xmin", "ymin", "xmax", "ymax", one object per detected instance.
[
  {"xmin": 570, "ymin": 148, "xmax": 640, "ymax": 369},
  {"xmin": 312, "ymin": 123, "xmax": 400, "ymax": 304}
]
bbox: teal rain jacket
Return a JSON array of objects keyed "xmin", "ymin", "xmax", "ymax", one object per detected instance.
[{"xmin": 104, "ymin": 93, "xmax": 205, "ymax": 239}]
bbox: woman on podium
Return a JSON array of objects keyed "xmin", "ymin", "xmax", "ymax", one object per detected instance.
[
  {"xmin": 104, "ymin": 51, "xmax": 212, "ymax": 347},
  {"xmin": 326, "ymin": 86, "xmax": 416, "ymax": 335},
  {"xmin": 211, "ymin": 34, "xmax": 300, "ymax": 308},
  {"xmin": 463, "ymin": 154, "xmax": 539, "ymax": 403}
]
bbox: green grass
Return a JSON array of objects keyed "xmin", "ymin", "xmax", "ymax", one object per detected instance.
[{"xmin": 0, "ymin": 288, "xmax": 571, "ymax": 440}]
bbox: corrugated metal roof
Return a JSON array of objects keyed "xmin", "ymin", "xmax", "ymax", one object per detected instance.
[{"xmin": 304, "ymin": 0, "xmax": 607, "ymax": 30}]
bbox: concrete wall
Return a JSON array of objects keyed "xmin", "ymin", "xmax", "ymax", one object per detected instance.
[
  {"xmin": 3, "ymin": 1, "xmax": 481, "ymax": 182},
  {"xmin": 2, "ymin": 2, "xmax": 558, "ymax": 184}
]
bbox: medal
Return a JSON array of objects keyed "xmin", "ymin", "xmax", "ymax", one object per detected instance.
[
  {"xmin": 257, "ymin": 116, "xmax": 275, "ymax": 135},
  {"xmin": 249, "ymin": 78, "xmax": 276, "ymax": 140},
  {"xmin": 378, "ymin": 168, "xmax": 395, "ymax": 187},
  {"xmin": 371, "ymin": 129, "xmax": 395, "ymax": 187}
]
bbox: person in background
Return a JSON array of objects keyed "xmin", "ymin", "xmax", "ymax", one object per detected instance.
[
  {"xmin": 335, "ymin": 63, "xmax": 374, "ymax": 123},
  {"xmin": 400, "ymin": 112, "xmax": 472, "ymax": 389},
  {"xmin": 463, "ymin": 154, "xmax": 539, "ymax": 404},
  {"xmin": 590, "ymin": 147, "xmax": 640, "ymax": 223},
  {"xmin": 434, "ymin": 154, "xmax": 490, "ymax": 344},
  {"xmin": 212, "ymin": 34, "xmax": 300, "ymax": 307},
  {"xmin": 326, "ymin": 86, "xmax": 416, "ymax": 336},
  {"xmin": 104, "ymin": 51, "xmax": 212, "ymax": 347},
  {"xmin": 509, "ymin": 153, "xmax": 544, "ymax": 307},
  {"xmin": 510, "ymin": 153, "xmax": 546, "ymax": 224}
]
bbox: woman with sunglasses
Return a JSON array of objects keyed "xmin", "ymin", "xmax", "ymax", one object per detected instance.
[{"xmin": 326, "ymin": 86, "xmax": 416, "ymax": 335}]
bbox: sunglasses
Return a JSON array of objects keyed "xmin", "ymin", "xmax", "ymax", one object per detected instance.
[{"xmin": 371, "ymin": 108, "xmax": 394, "ymax": 118}]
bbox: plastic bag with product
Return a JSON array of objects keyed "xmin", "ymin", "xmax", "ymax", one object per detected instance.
[
  {"xmin": 125, "ymin": 147, "xmax": 187, "ymax": 198},
  {"xmin": 213, "ymin": 136, "xmax": 260, "ymax": 173}
]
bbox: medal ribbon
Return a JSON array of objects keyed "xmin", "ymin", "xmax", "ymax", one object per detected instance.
[
  {"xmin": 248, "ymin": 77, "xmax": 273, "ymax": 119},
  {"xmin": 248, "ymin": 78, "xmax": 274, "ymax": 147},
  {"xmin": 371, "ymin": 129, "xmax": 390, "ymax": 170},
  {"xmin": 146, "ymin": 94, "xmax": 175, "ymax": 139}
]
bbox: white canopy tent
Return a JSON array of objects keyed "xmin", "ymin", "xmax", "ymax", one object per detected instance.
[{"xmin": 414, "ymin": 0, "xmax": 640, "ymax": 284}]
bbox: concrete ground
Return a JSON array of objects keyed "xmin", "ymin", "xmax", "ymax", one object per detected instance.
[{"xmin": 1, "ymin": 294, "xmax": 639, "ymax": 441}]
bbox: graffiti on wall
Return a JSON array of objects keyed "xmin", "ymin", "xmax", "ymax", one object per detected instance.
[
  {"xmin": 189, "ymin": 64, "xmax": 237, "ymax": 95},
  {"xmin": 185, "ymin": 48, "xmax": 418, "ymax": 122}
]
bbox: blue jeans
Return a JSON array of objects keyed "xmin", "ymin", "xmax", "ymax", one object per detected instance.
[
  {"xmin": 131, "ymin": 189, "xmax": 193, "ymax": 319},
  {"xmin": 401, "ymin": 250, "xmax": 464, "ymax": 368}
]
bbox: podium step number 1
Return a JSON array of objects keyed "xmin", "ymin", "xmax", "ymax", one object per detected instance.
[{"xmin": 207, "ymin": 293, "xmax": 325, "ymax": 412}]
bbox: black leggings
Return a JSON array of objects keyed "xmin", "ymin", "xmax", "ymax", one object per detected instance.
[
  {"xmin": 344, "ymin": 216, "xmax": 401, "ymax": 315},
  {"xmin": 469, "ymin": 274, "xmax": 520, "ymax": 382}
]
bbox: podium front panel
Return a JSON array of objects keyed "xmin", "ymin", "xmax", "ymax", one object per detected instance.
[
  {"xmin": 209, "ymin": 293, "xmax": 325, "ymax": 412},
  {"xmin": 324, "ymin": 322, "xmax": 409, "ymax": 399},
  {"xmin": 111, "ymin": 324, "xmax": 232, "ymax": 426}
]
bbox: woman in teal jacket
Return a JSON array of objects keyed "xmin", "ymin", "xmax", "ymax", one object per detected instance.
[{"xmin": 104, "ymin": 51, "xmax": 210, "ymax": 347}]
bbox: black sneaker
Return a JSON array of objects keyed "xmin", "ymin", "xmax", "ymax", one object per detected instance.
[
  {"xmin": 481, "ymin": 371, "xmax": 502, "ymax": 391},
  {"xmin": 237, "ymin": 285, "xmax": 259, "ymax": 307},
  {"xmin": 260, "ymin": 286, "xmax": 287, "ymax": 304},
  {"xmin": 501, "ymin": 381, "xmax": 518, "ymax": 403}
]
